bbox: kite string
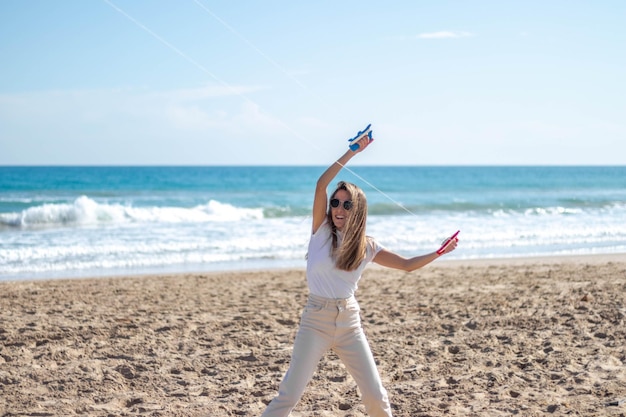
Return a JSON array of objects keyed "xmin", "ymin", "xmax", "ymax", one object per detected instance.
[
  {"xmin": 102, "ymin": 0, "xmax": 418, "ymax": 218},
  {"xmin": 190, "ymin": 0, "xmax": 330, "ymax": 109}
]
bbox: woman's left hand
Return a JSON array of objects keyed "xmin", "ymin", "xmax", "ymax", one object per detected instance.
[{"xmin": 352, "ymin": 135, "xmax": 373, "ymax": 154}]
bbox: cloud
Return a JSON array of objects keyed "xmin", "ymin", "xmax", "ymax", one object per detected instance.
[
  {"xmin": 417, "ymin": 31, "xmax": 474, "ymax": 39},
  {"xmin": 152, "ymin": 84, "xmax": 267, "ymax": 102},
  {"xmin": 0, "ymin": 84, "xmax": 298, "ymax": 164},
  {"xmin": 0, "ymin": 84, "xmax": 270, "ymax": 132}
]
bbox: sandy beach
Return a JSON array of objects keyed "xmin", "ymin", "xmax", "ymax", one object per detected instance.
[{"xmin": 1, "ymin": 255, "xmax": 625, "ymax": 416}]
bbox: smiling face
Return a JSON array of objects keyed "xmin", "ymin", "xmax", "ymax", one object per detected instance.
[
  {"xmin": 330, "ymin": 189, "xmax": 352, "ymax": 231},
  {"xmin": 326, "ymin": 181, "xmax": 369, "ymax": 271}
]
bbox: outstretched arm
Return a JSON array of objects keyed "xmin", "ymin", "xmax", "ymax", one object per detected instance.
[
  {"xmin": 373, "ymin": 238, "xmax": 458, "ymax": 272},
  {"xmin": 311, "ymin": 135, "xmax": 372, "ymax": 234}
]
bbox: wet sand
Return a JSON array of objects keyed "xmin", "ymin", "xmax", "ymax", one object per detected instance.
[{"xmin": 1, "ymin": 255, "xmax": 625, "ymax": 416}]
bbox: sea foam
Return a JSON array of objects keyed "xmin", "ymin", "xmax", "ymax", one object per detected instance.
[{"xmin": 0, "ymin": 196, "xmax": 264, "ymax": 228}]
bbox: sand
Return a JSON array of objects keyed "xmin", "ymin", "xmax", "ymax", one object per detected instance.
[{"xmin": 1, "ymin": 255, "xmax": 625, "ymax": 416}]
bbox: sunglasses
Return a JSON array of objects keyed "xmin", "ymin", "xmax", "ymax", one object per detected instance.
[{"xmin": 330, "ymin": 198, "xmax": 353, "ymax": 211}]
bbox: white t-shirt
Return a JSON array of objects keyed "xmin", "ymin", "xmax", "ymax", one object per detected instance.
[{"xmin": 306, "ymin": 220, "xmax": 384, "ymax": 299}]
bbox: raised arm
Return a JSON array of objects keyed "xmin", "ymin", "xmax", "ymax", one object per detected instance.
[{"xmin": 311, "ymin": 135, "xmax": 372, "ymax": 234}]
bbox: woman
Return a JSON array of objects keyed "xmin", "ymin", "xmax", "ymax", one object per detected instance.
[{"xmin": 261, "ymin": 133, "xmax": 458, "ymax": 417}]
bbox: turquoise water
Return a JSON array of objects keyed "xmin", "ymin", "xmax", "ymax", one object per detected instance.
[{"xmin": 1, "ymin": 166, "xmax": 625, "ymax": 280}]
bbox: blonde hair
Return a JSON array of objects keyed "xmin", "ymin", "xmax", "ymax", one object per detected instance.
[{"xmin": 327, "ymin": 181, "xmax": 368, "ymax": 271}]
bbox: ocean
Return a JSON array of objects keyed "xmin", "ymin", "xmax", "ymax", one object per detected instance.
[{"xmin": 1, "ymin": 166, "xmax": 625, "ymax": 281}]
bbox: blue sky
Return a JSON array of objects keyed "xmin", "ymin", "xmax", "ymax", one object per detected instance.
[{"xmin": 1, "ymin": 1, "xmax": 625, "ymax": 165}]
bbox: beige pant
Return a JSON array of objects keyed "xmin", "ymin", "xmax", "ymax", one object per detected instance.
[{"xmin": 261, "ymin": 294, "xmax": 393, "ymax": 417}]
